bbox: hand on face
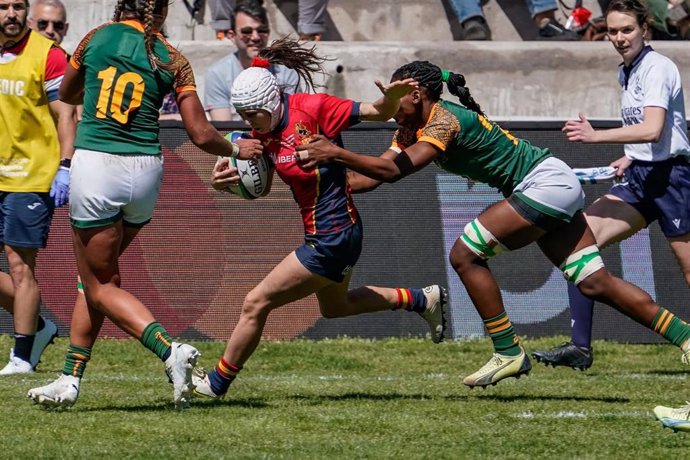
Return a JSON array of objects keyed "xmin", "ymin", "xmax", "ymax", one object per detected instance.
[{"xmin": 375, "ymin": 77, "xmax": 419, "ymax": 100}]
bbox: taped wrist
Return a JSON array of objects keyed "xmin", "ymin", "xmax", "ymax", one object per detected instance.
[{"xmin": 229, "ymin": 142, "xmax": 240, "ymax": 158}]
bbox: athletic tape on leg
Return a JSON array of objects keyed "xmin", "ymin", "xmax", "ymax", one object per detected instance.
[
  {"xmin": 559, "ymin": 245, "xmax": 605, "ymax": 285},
  {"xmin": 460, "ymin": 219, "xmax": 507, "ymax": 259}
]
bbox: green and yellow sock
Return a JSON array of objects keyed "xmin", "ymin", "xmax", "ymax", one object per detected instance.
[
  {"xmin": 484, "ymin": 312, "xmax": 521, "ymax": 357},
  {"xmin": 62, "ymin": 344, "xmax": 91, "ymax": 378},
  {"xmin": 139, "ymin": 322, "xmax": 173, "ymax": 361},
  {"xmin": 651, "ymin": 308, "xmax": 690, "ymax": 348}
]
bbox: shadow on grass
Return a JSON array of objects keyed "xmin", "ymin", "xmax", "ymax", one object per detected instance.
[
  {"xmin": 640, "ymin": 369, "xmax": 689, "ymax": 376},
  {"xmin": 78, "ymin": 398, "xmax": 269, "ymax": 412},
  {"xmin": 289, "ymin": 392, "xmax": 468, "ymax": 402},
  {"xmin": 287, "ymin": 391, "xmax": 628, "ymax": 404},
  {"xmin": 472, "ymin": 394, "xmax": 629, "ymax": 403},
  {"xmin": 586, "ymin": 369, "xmax": 689, "ymax": 377}
]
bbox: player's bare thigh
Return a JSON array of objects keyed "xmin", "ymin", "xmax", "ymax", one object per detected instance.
[
  {"xmin": 248, "ymin": 251, "xmax": 332, "ymax": 310},
  {"xmin": 584, "ymin": 194, "xmax": 646, "ymax": 249}
]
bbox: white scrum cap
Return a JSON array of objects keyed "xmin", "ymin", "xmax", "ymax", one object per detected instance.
[{"xmin": 231, "ymin": 67, "xmax": 282, "ymax": 130}]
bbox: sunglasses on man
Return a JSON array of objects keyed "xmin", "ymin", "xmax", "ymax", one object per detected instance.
[
  {"xmin": 36, "ymin": 19, "xmax": 66, "ymax": 32},
  {"xmin": 238, "ymin": 25, "xmax": 269, "ymax": 36}
]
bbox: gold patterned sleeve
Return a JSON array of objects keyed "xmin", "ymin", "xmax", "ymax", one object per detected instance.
[
  {"xmin": 417, "ymin": 105, "xmax": 460, "ymax": 152},
  {"xmin": 167, "ymin": 47, "xmax": 197, "ymax": 94},
  {"xmin": 70, "ymin": 24, "xmax": 107, "ymax": 70},
  {"xmin": 390, "ymin": 127, "xmax": 418, "ymax": 152}
]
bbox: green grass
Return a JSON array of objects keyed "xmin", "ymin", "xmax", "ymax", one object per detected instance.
[{"xmin": 1, "ymin": 336, "xmax": 689, "ymax": 459}]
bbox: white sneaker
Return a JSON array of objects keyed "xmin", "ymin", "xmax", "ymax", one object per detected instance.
[
  {"xmin": 30, "ymin": 317, "xmax": 59, "ymax": 369},
  {"xmin": 192, "ymin": 367, "xmax": 223, "ymax": 399},
  {"xmin": 28, "ymin": 374, "xmax": 81, "ymax": 409},
  {"xmin": 164, "ymin": 343, "xmax": 200, "ymax": 409},
  {"xmin": 654, "ymin": 402, "xmax": 690, "ymax": 432},
  {"xmin": 419, "ymin": 285, "xmax": 447, "ymax": 343},
  {"xmin": 0, "ymin": 350, "xmax": 34, "ymax": 375}
]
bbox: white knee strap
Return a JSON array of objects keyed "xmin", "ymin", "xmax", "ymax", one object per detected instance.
[
  {"xmin": 560, "ymin": 245, "xmax": 605, "ymax": 285},
  {"xmin": 460, "ymin": 219, "xmax": 507, "ymax": 259}
]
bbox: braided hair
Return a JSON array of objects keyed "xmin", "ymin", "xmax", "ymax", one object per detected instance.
[
  {"xmin": 391, "ymin": 61, "xmax": 484, "ymax": 116},
  {"xmin": 112, "ymin": 0, "xmax": 176, "ymax": 71},
  {"xmin": 256, "ymin": 36, "xmax": 329, "ymax": 92}
]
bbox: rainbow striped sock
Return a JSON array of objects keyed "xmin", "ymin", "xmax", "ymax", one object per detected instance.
[
  {"xmin": 208, "ymin": 357, "xmax": 242, "ymax": 396},
  {"xmin": 394, "ymin": 288, "xmax": 426, "ymax": 313}
]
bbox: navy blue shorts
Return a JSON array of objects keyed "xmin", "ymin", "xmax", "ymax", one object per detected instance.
[
  {"xmin": 608, "ymin": 156, "xmax": 690, "ymax": 237},
  {"xmin": 295, "ymin": 220, "xmax": 363, "ymax": 282},
  {"xmin": 0, "ymin": 192, "xmax": 55, "ymax": 248}
]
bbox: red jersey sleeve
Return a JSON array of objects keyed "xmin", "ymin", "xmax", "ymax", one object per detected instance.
[
  {"xmin": 312, "ymin": 93, "xmax": 360, "ymax": 138},
  {"xmin": 44, "ymin": 45, "xmax": 68, "ymax": 80}
]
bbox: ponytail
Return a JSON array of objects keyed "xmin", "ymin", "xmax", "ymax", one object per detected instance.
[
  {"xmin": 392, "ymin": 61, "xmax": 484, "ymax": 116},
  {"xmin": 256, "ymin": 36, "xmax": 329, "ymax": 92},
  {"xmin": 442, "ymin": 70, "xmax": 484, "ymax": 116}
]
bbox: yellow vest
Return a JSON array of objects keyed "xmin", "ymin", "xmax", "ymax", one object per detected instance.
[{"xmin": 0, "ymin": 32, "xmax": 60, "ymax": 192}]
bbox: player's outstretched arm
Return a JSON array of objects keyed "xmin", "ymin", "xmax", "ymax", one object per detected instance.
[
  {"xmin": 296, "ymin": 135, "xmax": 438, "ymax": 182},
  {"xmin": 177, "ymin": 91, "xmax": 262, "ymax": 160},
  {"xmin": 359, "ymin": 78, "xmax": 418, "ymax": 121}
]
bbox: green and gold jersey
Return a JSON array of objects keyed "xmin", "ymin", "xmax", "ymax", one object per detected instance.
[
  {"xmin": 71, "ymin": 20, "xmax": 196, "ymax": 155},
  {"xmin": 391, "ymin": 100, "xmax": 552, "ymax": 196}
]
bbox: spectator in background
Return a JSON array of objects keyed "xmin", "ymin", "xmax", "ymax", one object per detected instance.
[
  {"xmin": 210, "ymin": 0, "xmax": 330, "ymax": 41},
  {"xmin": 586, "ymin": 0, "xmax": 690, "ymax": 40},
  {"xmin": 0, "ymin": 0, "xmax": 75, "ymax": 374},
  {"xmin": 298, "ymin": 0, "xmax": 329, "ymax": 41},
  {"xmin": 27, "ymin": 0, "xmax": 68, "ymax": 45},
  {"xmin": 205, "ymin": 0, "xmax": 299, "ymax": 121},
  {"xmin": 451, "ymin": 0, "xmax": 580, "ymax": 40},
  {"xmin": 208, "ymin": 0, "xmax": 235, "ymax": 40}
]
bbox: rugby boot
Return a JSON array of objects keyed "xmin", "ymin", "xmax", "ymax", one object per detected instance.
[{"xmin": 531, "ymin": 342, "xmax": 593, "ymax": 370}]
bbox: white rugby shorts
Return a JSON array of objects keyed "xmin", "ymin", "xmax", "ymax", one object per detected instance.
[
  {"xmin": 70, "ymin": 148, "xmax": 163, "ymax": 229},
  {"xmin": 512, "ymin": 156, "xmax": 585, "ymax": 221}
]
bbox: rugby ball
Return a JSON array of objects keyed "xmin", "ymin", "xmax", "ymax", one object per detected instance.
[{"xmin": 222, "ymin": 131, "xmax": 271, "ymax": 200}]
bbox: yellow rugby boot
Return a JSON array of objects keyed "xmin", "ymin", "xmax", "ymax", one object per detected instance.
[{"xmin": 463, "ymin": 347, "xmax": 531, "ymax": 389}]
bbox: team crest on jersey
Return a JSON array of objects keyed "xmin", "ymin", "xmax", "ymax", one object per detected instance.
[{"xmin": 294, "ymin": 122, "xmax": 315, "ymax": 145}]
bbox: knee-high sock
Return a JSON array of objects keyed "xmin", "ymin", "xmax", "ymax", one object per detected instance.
[{"xmin": 568, "ymin": 283, "xmax": 594, "ymax": 349}]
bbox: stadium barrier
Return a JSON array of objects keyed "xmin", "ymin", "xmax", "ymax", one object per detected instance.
[{"xmin": 1, "ymin": 121, "xmax": 688, "ymax": 343}]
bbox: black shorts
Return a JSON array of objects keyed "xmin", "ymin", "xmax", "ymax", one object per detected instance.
[
  {"xmin": 608, "ymin": 157, "xmax": 690, "ymax": 237},
  {"xmin": 0, "ymin": 192, "xmax": 54, "ymax": 248},
  {"xmin": 295, "ymin": 220, "xmax": 363, "ymax": 282}
]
